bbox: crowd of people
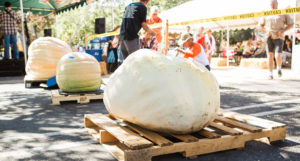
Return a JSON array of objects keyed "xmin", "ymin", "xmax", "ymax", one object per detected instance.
[
  {"xmin": 98, "ymin": 0, "xmax": 299, "ymax": 76},
  {"xmin": 102, "ymin": 0, "xmax": 221, "ymax": 73},
  {"xmin": 1, "ymin": 0, "xmax": 298, "ymax": 80}
]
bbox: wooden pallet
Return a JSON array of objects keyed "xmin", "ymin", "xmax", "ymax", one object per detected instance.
[
  {"xmin": 24, "ymin": 79, "xmax": 47, "ymax": 88},
  {"xmin": 84, "ymin": 109, "xmax": 286, "ymax": 161},
  {"xmin": 51, "ymin": 90, "xmax": 104, "ymax": 105}
]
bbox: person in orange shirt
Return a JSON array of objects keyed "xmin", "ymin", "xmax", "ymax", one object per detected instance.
[
  {"xmin": 176, "ymin": 33, "xmax": 210, "ymax": 71},
  {"xmin": 146, "ymin": 6, "xmax": 162, "ymax": 43}
]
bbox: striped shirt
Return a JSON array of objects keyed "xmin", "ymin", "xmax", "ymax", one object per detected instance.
[{"xmin": 0, "ymin": 8, "xmax": 20, "ymax": 34}]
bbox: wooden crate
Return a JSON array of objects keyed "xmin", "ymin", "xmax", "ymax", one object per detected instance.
[
  {"xmin": 239, "ymin": 58, "xmax": 270, "ymax": 69},
  {"xmin": 84, "ymin": 109, "xmax": 286, "ymax": 161},
  {"xmin": 51, "ymin": 90, "xmax": 104, "ymax": 105},
  {"xmin": 100, "ymin": 61, "xmax": 108, "ymax": 76},
  {"xmin": 211, "ymin": 58, "xmax": 227, "ymax": 67}
]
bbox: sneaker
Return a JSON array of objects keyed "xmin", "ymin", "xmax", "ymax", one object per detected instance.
[
  {"xmin": 278, "ymin": 70, "xmax": 282, "ymax": 78},
  {"xmin": 268, "ymin": 75, "xmax": 274, "ymax": 80}
]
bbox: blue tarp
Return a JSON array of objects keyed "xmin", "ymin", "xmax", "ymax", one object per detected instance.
[{"xmin": 90, "ymin": 37, "xmax": 109, "ymax": 43}]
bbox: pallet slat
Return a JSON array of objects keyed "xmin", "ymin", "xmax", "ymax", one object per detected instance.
[
  {"xmin": 219, "ymin": 109, "xmax": 286, "ymax": 129},
  {"xmin": 171, "ymin": 134, "xmax": 199, "ymax": 143},
  {"xmin": 85, "ymin": 114, "xmax": 153, "ymax": 150},
  {"xmin": 124, "ymin": 122, "xmax": 173, "ymax": 147},
  {"xmin": 215, "ymin": 116, "xmax": 262, "ymax": 133},
  {"xmin": 198, "ymin": 129, "xmax": 221, "ymax": 139},
  {"xmin": 209, "ymin": 122, "xmax": 243, "ymax": 135}
]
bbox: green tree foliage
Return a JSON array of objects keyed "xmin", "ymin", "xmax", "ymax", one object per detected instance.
[
  {"xmin": 53, "ymin": 1, "xmax": 126, "ymax": 46},
  {"xmin": 51, "ymin": 0, "xmax": 192, "ymax": 46},
  {"xmin": 212, "ymin": 28, "xmax": 254, "ymax": 54},
  {"xmin": 148, "ymin": 0, "xmax": 192, "ymax": 10}
]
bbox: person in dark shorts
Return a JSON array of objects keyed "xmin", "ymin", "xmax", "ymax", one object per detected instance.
[
  {"xmin": 258, "ymin": 0, "xmax": 293, "ymax": 79},
  {"xmin": 119, "ymin": 0, "xmax": 156, "ymax": 59}
]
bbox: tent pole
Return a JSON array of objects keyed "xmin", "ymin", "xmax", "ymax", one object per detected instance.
[
  {"xmin": 292, "ymin": 0, "xmax": 297, "ymax": 72},
  {"xmin": 55, "ymin": 15, "xmax": 58, "ymax": 37},
  {"xmin": 20, "ymin": 0, "xmax": 27, "ymax": 66},
  {"xmin": 226, "ymin": 21, "xmax": 230, "ymax": 67},
  {"xmin": 165, "ymin": 20, "xmax": 169, "ymax": 55}
]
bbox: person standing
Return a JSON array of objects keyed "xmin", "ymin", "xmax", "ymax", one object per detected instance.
[
  {"xmin": 119, "ymin": 0, "xmax": 156, "ymax": 59},
  {"xmin": 205, "ymin": 29, "xmax": 216, "ymax": 63},
  {"xmin": 107, "ymin": 26, "xmax": 121, "ymax": 73},
  {"xmin": 0, "ymin": 1, "xmax": 21, "ymax": 60},
  {"xmin": 258, "ymin": 0, "xmax": 293, "ymax": 79},
  {"xmin": 146, "ymin": 6, "xmax": 163, "ymax": 43}
]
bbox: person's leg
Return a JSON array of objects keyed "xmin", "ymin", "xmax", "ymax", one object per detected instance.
[
  {"xmin": 267, "ymin": 37, "xmax": 275, "ymax": 79},
  {"xmin": 11, "ymin": 34, "xmax": 19, "ymax": 59},
  {"xmin": 125, "ymin": 38, "xmax": 140, "ymax": 55},
  {"xmin": 281, "ymin": 51, "xmax": 287, "ymax": 65},
  {"xmin": 275, "ymin": 39, "xmax": 284, "ymax": 77},
  {"xmin": 205, "ymin": 65, "xmax": 211, "ymax": 71},
  {"xmin": 107, "ymin": 63, "xmax": 112, "ymax": 74},
  {"xmin": 120, "ymin": 40, "xmax": 129, "ymax": 59},
  {"xmin": 112, "ymin": 48, "xmax": 118, "ymax": 72},
  {"xmin": 3, "ymin": 34, "xmax": 10, "ymax": 59}
]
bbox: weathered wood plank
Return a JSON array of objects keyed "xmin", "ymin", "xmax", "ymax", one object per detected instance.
[
  {"xmin": 85, "ymin": 114, "xmax": 153, "ymax": 150},
  {"xmin": 125, "ymin": 122, "xmax": 173, "ymax": 146},
  {"xmin": 122, "ymin": 127, "xmax": 285, "ymax": 161},
  {"xmin": 100, "ymin": 130, "xmax": 118, "ymax": 144},
  {"xmin": 171, "ymin": 134, "xmax": 199, "ymax": 143},
  {"xmin": 215, "ymin": 116, "xmax": 262, "ymax": 133},
  {"xmin": 198, "ymin": 129, "xmax": 221, "ymax": 139},
  {"xmin": 219, "ymin": 109, "xmax": 286, "ymax": 129},
  {"xmin": 209, "ymin": 122, "xmax": 243, "ymax": 135}
]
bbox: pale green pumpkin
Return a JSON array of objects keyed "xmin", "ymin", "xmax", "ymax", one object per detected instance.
[{"xmin": 56, "ymin": 52, "xmax": 101, "ymax": 92}]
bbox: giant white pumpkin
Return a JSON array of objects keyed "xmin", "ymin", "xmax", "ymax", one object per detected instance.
[
  {"xmin": 56, "ymin": 52, "xmax": 101, "ymax": 93},
  {"xmin": 104, "ymin": 49, "xmax": 220, "ymax": 134},
  {"xmin": 26, "ymin": 37, "xmax": 72, "ymax": 80}
]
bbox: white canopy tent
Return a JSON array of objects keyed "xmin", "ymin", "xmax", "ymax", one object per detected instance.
[
  {"xmin": 160, "ymin": 0, "xmax": 300, "ymax": 70},
  {"xmin": 160, "ymin": 0, "xmax": 299, "ymax": 31}
]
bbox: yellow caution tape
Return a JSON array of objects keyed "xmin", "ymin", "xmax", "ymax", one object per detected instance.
[
  {"xmin": 86, "ymin": 31, "xmax": 120, "ymax": 42},
  {"xmin": 169, "ymin": 6, "xmax": 300, "ymax": 27},
  {"xmin": 86, "ymin": 7, "xmax": 300, "ymax": 42}
]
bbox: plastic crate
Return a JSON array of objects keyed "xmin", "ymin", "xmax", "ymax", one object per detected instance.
[{"xmin": 85, "ymin": 49, "xmax": 103, "ymax": 62}]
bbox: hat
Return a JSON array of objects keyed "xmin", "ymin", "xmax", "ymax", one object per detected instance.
[{"xmin": 179, "ymin": 33, "xmax": 193, "ymax": 46}]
